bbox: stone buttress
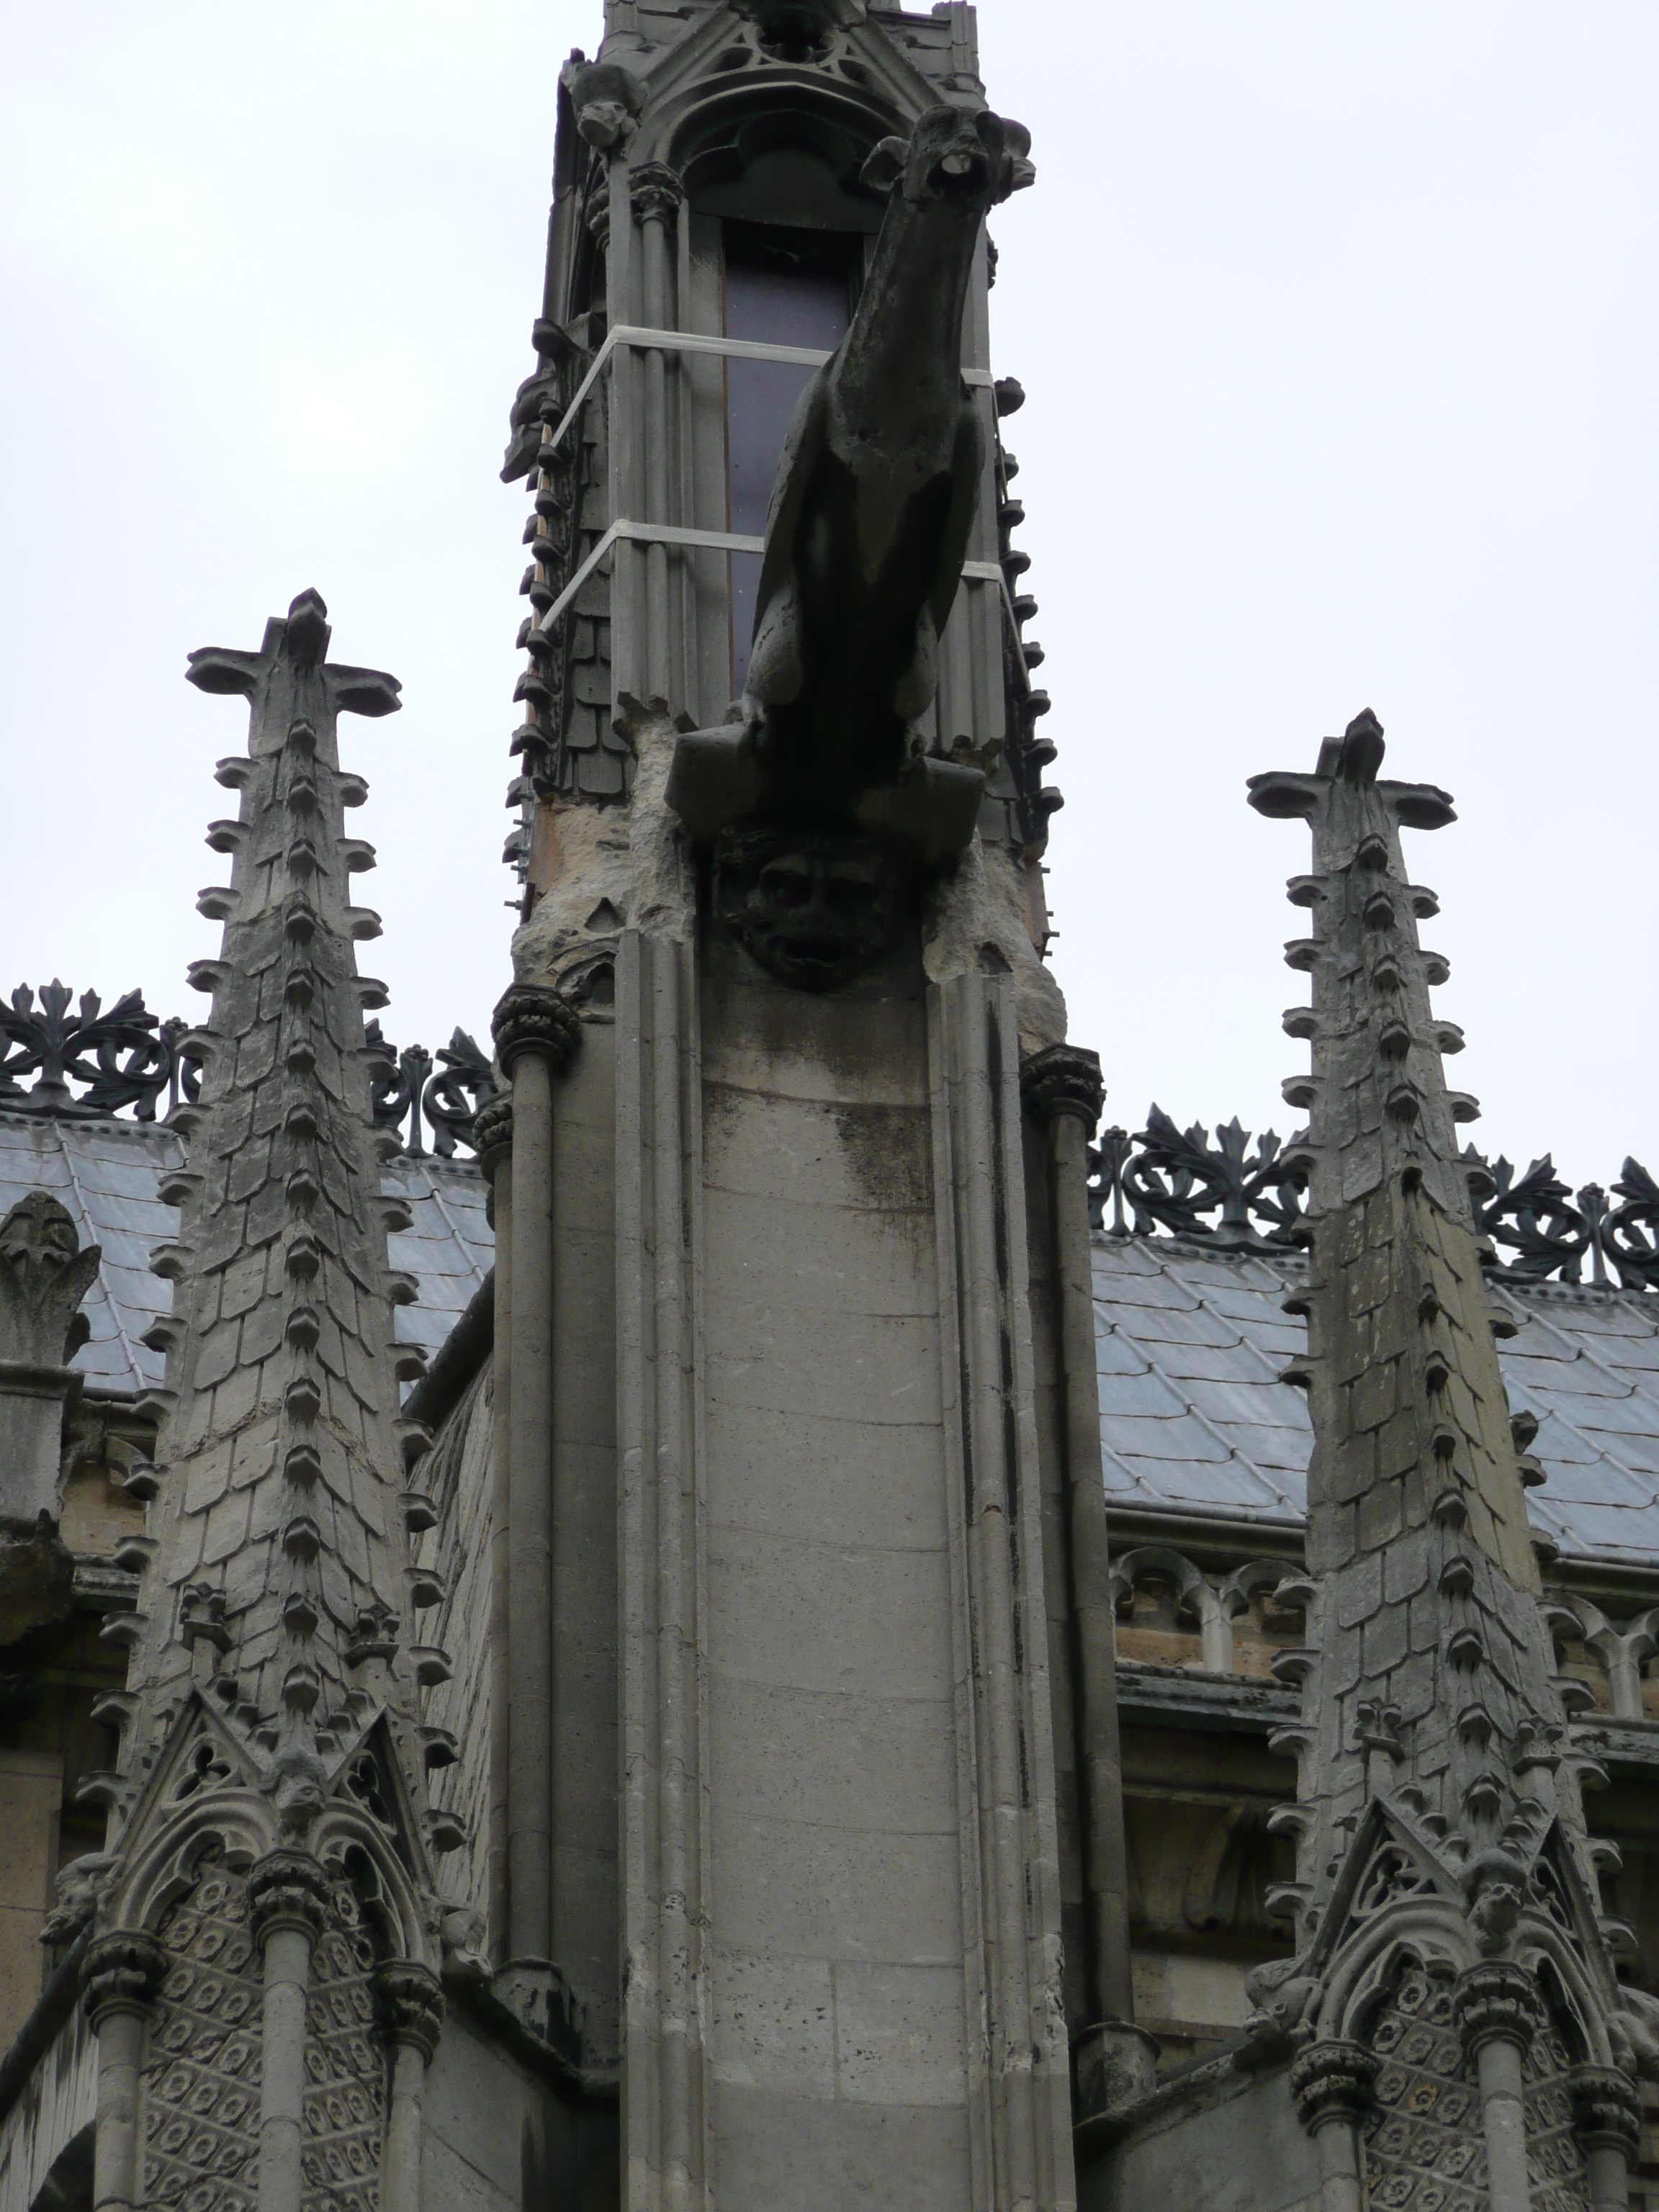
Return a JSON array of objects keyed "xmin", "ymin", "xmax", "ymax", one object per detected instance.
[
  {"xmin": 58, "ymin": 593, "xmax": 452, "ymax": 2212},
  {"xmin": 1245, "ymin": 714, "xmax": 1650, "ymax": 2212},
  {"xmin": 473, "ymin": 6, "xmax": 1109, "ymax": 2207}
]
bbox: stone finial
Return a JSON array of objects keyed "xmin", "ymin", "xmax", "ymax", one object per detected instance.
[
  {"xmin": 0, "ymin": 1192, "xmax": 100, "ymax": 1370},
  {"xmin": 1248, "ymin": 709, "xmax": 1465, "ymax": 1222}
]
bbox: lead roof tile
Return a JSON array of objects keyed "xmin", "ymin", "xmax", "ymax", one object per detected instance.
[
  {"xmin": 1181, "ymin": 1375, "xmax": 1310, "ymax": 1429},
  {"xmin": 1498, "ymin": 1354, "xmax": 1629, "ymax": 1398},
  {"xmin": 1095, "ymin": 1328, "xmax": 1154, "ymax": 1378},
  {"xmin": 1095, "ymin": 1301, "xmax": 1244, "ymax": 1350},
  {"xmin": 1094, "ymin": 1370, "xmax": 1190, "ymax": 1420},
  {"xmin": 1100, "ymin": 1411, "xmax": 1231, "ymax": 1464}
]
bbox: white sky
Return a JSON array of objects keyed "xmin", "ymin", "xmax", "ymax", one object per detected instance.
[{"xmin": 3, "ymin": 3, "xmax": 1655, "ymax": 1190}]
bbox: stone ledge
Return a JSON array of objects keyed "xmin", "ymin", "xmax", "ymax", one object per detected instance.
[{"xmin": 1116, "ymin": 1660, "xmax": 1299, "ymax": 1734}]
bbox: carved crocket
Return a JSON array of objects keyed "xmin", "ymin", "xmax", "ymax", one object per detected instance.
[{"xmin": 741, "ymin": 104, "xmax": 1033, "ymax": 820}]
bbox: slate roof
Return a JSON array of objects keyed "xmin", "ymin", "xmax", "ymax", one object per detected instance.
[
  {"xmin": 11, "ymin": 1106, "xmax": 1659, "ymax": 1570},
  {"xmin": 1094, "ymin": 1235, "xmax": 1659, "ymax": 1568},
  {"xmin": 0, "ymin": 1111, "xmax": 490, "ymax": 1393}
]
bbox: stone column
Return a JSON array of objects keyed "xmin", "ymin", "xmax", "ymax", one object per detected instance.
[
  {"xmin": 1290, "ymin": 2040, "xmax": 1380, "ymax": 2212},
  {"xmin": 84, "ymin": 1930, "xmax": 166, "ymax": 2212},
  {"xmin": 1571, "ymin": 2066, "xmax": 1642, "ymax": 2212},
  {"xmin": 473, "ymin": 1092, "xmax": 516, "ymax": 1961},
  {"xmin": 1455, "ymin": 1962, "xmax": 1546, "ymax": 2212},
  {"xmin": 248, "ymin": 1849, "xmax": 329, "ymax": 2212},
  {"xmin": 376, "ymin": 1961, "xmax": 445, "ymax": 2212},
  {"xmin": 490, "ymin": 985, "xmax": 580, "ymax": 1982},
  {"xmin": 629, "ymin": 162, "xmax": 684, "ymax": 701},
  {"xmin": 1021, "ymin": 1046, "xmax": 1140, "ymax": 2096}
]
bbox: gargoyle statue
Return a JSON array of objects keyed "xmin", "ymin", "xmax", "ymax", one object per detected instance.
[
  {"xmin": 746, "ymin": 102, "xmax": 1031, "ymax": 814},
  {"xmin": 668, "ymin": 104, "xmax": 1032, "ymax": 868}
]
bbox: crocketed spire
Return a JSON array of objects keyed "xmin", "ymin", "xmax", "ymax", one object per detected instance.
[
  {"xmin": 1243, "ymin": 714, "xmax": 1645, "ymax": 2200},
  {"xmin": 104, "ymin": 590, "xmax": 432, "ymax": 1831}
]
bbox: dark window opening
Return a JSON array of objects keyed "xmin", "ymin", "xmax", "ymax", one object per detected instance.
[{"xmin": 723, "ymin": 221, "xmax": 856, "ymax": 693}]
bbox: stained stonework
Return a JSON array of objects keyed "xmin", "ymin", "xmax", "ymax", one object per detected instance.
[
  {"xmin": 143, "ymin": 1846, "xmax": 262, "ymax": 2209},
  {"xmin": 300, "ymin": 1874, "xmax": 387, "ymax": 2211},
  {"xmin": 1358, "ymin": 1959, "xmax": 1589, "ymax": 2212}
]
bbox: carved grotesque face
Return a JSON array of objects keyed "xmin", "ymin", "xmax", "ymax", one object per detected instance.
[
  {"xmin": 714, "ymin": 827, "xmax": 903, "ymax": 992},
  {"xmin": 859, "ymin": 106, "xmax": 1034, "ymax": 214}
]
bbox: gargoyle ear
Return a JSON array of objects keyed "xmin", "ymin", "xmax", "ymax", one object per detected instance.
[
  {"xmin": 858, "ymin": 135, "xmax": 909, "ymax": 195},
  {"xmin": 992, "ymin": 114, "xmax": 1035, "ymax": 197}
]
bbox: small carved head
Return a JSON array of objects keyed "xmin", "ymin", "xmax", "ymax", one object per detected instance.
[
  {"xmin": 562, "ymin": 60, "xmax": 644, "ymax": 150},
  {"xmin": 714, "ymin": 825, "xmax": 904, "ymax": 992}
]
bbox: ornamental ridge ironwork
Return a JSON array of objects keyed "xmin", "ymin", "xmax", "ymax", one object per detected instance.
[
  {"xmin": 0, "ymin": 981, "xmax": 494, "ymax": 1159},
  {"xmin": 0, "ymin": 983, "xmax": 199, "ymax": 1122},
  {"xmin": 1088, "ymin": 1109, "xmax": 1659, "ymax": 1291},
  {"xmin": 364, "ymin": 1022, "xmax": 498, "ymax": 1159}
]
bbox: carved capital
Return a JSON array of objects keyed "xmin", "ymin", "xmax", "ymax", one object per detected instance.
[
  {"xmin": 247, "ymin": 1848, "xmax": 329, "ymax": 1952},
  {"xmin": 1289, "ymin": 2040, "xmax": 1380, "ymax": 2132},
  {"xmin": 0, "ymin": 1192, "xmax": 100, "ymax": 1369},
  {"xmin": 1570, "ymin": 2065, "xmax": 1642, "ymax": 2157},
  {"xmin": 491, "ymin": 985, "xmax": 580, "ymax": 1079},
  {"xmin": 82, "ymin": 1930, "xmax": 168, "ymax": 2028},
  {"xmin": 1020, "ymin": 1044, "xmax": 1105, "ymax": 1133},
  {"xmin": 472, "ymin": 1093, "xmax": 515, "ymax": 1174},
  {"xmin": 629, "ymin": 162, "xmax": 685, "ymax": 225},
  {"xmin": 375, "ymin": 1959, "xmax": 445, "ymax": 2059},
  {"xmin": 1452, "ymin": 1961, "xmax": 1545, "ymax": 2053}
]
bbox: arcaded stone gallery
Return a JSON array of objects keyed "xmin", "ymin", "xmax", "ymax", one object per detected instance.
[{"xmin": 4, "ymin": 4, "xmax": 1659, "ymax": 2209}]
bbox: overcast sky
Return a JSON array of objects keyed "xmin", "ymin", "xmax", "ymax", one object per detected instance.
[{"xmin": 3, "ymin": 4, "xmax": 1655, "ymax": 1191}]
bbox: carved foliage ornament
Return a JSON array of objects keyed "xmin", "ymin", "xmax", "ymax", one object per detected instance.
[
  {"xmin": 491, "ymin": 984, "xmax": 581, "ymax": 1076},
  {"xmin": 366, "ymin": 1022, "xmax": 498, "ymax": 1158},
  {"xmin": 1020, "ymin": 1044, "xmax": 1105, "ymax": 1133},
  {"xmin": 713, "ymin": 824, "xmax": 904, "ymax": 992},
  {"xmin": 1290, "ymin": 2038, "xmax": 1380, "ymax": 2128},
  {"xmin": 0, "ymin": 1190, "xmax": 100, "ymax": 1368}
]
